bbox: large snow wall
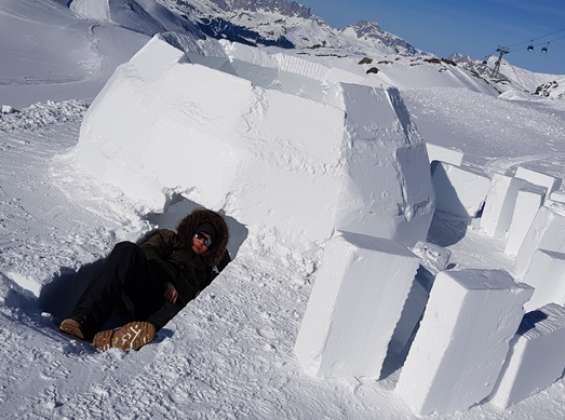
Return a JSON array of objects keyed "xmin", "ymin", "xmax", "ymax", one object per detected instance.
[{"xmin": 71, "ymin": 35, "xmax": 435, "ymax": 246}]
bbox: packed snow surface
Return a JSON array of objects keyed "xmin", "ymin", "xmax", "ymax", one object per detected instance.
[{"xmin": 3, "ymin": 2, "xmax": 565, "ymax": 419}]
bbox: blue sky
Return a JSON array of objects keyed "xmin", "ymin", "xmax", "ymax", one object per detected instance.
[{"xmin": 299, "ymin": 0, "xmax": 565, "ymax": 74}]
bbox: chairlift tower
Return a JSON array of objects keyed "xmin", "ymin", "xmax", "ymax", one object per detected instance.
[{"xmin": 493, "ymin": 46, "xmax": 510, "ymax": 77}]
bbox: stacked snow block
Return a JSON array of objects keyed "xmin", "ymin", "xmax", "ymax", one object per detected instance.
[
  {"xmin": 480, "ymin": 174, "xmax": 526, "ymax": 237},
  {"xmin": 395, "ymin": 269, "xmax": 533, "ymax": 416},
  {"xmin": 431, "ymin": 162, "xmax": 490, "ymax": 218},
  {"xmin": 294, "ymin": 231, "xmax": 420, "ymax": 378},
  {"xmin": 411, "ymin": 241, "xmax": 452, "ymax": 275},
  {"xmin": 425, "ymin": 143, "xmax": 464, "ymax": 166},
  {"xmin": 522, "ymin": 249, "xmax": 565, "ymax": 312},
  {"xmin": 76, "ymin": 36, "xmax": 434, "ymax": 247},
  {"xmin": 489, "ymin": 304, "xmax": 565, "ymax": 409},
  {"xmin": 514, "ymin": 204, "xmax": 565, "ymax": 278},
  {"xmin": 334, "ymin": 85, "xmax": 435, "ymax": 247},
  {"xmin": 504, "ymin": 186, "xmax": 545, "ymax": 257},
  {"xmin": 391, "ymin": 241, "xmax": 455, "ymax": 353},
  {"xmin": 514, "ymin": 167, "xmax": 562, "ymax": 198},
  {"xmin": 549, "ymin": 191, "xmax": 565, "ymax": 204}
]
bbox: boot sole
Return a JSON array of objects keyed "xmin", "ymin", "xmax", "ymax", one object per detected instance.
[
  {"xmin": 111, "ymin": 321, "xmax": 155, "ymax": 351},
  {"xmin": 59, "ymin": 319, "xmax": 85, "ymax": 340}
]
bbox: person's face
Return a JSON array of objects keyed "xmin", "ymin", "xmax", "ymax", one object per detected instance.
[{"xmin": 192, "ymin": 232, "xmax": 211, "ymax": 255}]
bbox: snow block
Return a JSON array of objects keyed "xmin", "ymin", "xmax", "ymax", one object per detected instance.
[
  {"xmin": 549, "ymin": 191, "xmax": 565, "ymax": 204},
  {"xmin": 396, "ymin": 269, "xmax": 533, "ymax": 416},
  {"xmin": 425, "ymin": 143, "xmax": 463, "ymax": 166},
  {"xmin": 522, "ymin": 250, "xmax": 565, "ymax": 312},
  {"xmin": 221, "ymin": 41, "xmax": 368, "ymax": 87},
  {"xmin": 74, "ymin": 36, "xmax": 432, "ymax": 247},
  {"xmin": 514, "ymin": 167, "xmax": 562, "ymax": 198},
  {"xmin": 334, "ymin": 85, "xmax": 435, "ymax": 246},
  {"xmin": 431, "ymin": 162, "xmax": 490, "ymax": 218},
  {"xmin": 481, "ymin": 174, "xmax": 527, "ymax": 237},
  {"xmin": 294, "ymin": 232, "xmax": 420, "ymax": 378},
  {"xmin": 514, "ymin": 204, "xmax": 565, "ymax": 277},
  {"xmin": 489, "ymin": 304, "xmax": 565, "ymax": 409},
  {"xmin": 505, "ymin": 188, "xmax": 544, "ymax": 257},
  {"xmin": 74, "ymin": 36, "xmax": 345, "ymax": 242},
  {"xmin": 412, "ymin": 241, "xmax": 452, "ymax": 274},
  {"xmin": 128, "ymin": 35, "xmax": 184, "ymax": 81}
]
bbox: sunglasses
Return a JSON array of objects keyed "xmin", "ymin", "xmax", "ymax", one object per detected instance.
[{"xmin": 194, "ymin": 232, "xmax": 213, "ymax": 248}]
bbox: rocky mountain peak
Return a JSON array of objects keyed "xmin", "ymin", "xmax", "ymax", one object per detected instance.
[
  {"xmin": 342, "ymin": 20, "xmax": 417, "ymax": 55},
  {"xmin": 208, "ymin": 0, "xmax": 312, "ymax": 18}
]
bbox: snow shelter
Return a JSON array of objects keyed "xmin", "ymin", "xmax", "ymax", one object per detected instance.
[{"xmin": 72, "ymin": 34, "xmax": 435, "ymax": 247}]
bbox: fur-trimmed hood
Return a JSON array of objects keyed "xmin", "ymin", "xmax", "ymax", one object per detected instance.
[{"xmin": 176, "ymin": 208, "xmax": 229, "ymax": 266}]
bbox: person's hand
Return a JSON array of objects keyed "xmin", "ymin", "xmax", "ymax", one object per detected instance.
[{"xmin": 164, "ymin": 284, "xmax": 178, "ymax": 304}]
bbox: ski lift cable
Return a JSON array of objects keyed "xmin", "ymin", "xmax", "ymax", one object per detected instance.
[
  {"xmin": 529, "ymin": 33, "xmax": 565, "ymax": 50},
  {"xmin": 505, "ymin": 25, "xmax": 565, "ymax": 49}
]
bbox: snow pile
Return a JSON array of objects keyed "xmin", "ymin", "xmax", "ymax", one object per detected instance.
[
  {"xmin": 71, "ymin": 35, "xmax": 435, "ymax": 246},
  {"xmin": 0, "ymin": 100, "xmax": 89, "ymax": 132}
]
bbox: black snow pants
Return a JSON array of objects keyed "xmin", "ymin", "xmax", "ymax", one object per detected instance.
[{"xmin": 70, "ymin": 242, "xmax": 166, "ymax": 339}]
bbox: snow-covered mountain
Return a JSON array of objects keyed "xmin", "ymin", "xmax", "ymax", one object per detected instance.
[
  {"xmin": 208, "ymin": 0, "xmax": 312, "ymax": 17},
  {"xmin": 535, "ymin": 78, "xmax": 565, "ymax": 99},
  {"xmin": 6, "ymin": 0, "xmax": 562, "ymax": 107},
  {"xmin": 339, "ymin": 20, "xmax": 417, "ymax": 55},
  {"xmin": 0, "ymin": 0, "xmax": 150, "ymax": 107},
  {"xmin": 449, "ymin": 53, "xmax": 565, "ymax": 98}
]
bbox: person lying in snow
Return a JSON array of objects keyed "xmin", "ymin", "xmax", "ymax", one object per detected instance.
[{"xmin": 59, "ymin": 208, "xmax": 230, "ymax": 351}]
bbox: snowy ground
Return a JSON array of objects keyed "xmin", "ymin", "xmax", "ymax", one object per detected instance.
[
  {"xmin": 2, "ymin": 93, "xmax": 565, "ymax": 419},
  {"xmin": 3, "ymin": 2, "xmax": 565, "ymax": 418}
]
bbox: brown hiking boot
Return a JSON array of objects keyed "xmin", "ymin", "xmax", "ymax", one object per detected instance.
[
  {"xmin": 92, "ymin": 329, "xmax": 114, "ymax": 352},
  {"xmin": 92, "ymin": 322, "xmax": 155, "ymax": 352},
  {"xmin": 59, "ymin": 318, "xmax": 85, "ymax": 340}
]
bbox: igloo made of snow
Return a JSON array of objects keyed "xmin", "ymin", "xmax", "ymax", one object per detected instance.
[{"xmin": 71, "ymin": 35, "xmax": 435, "ymax": 246}]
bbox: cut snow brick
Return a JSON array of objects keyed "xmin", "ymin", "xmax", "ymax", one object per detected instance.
[
  {"xmin": 489, "ymin": 304, "xmax": 565, "ymax": 409},
  {"xmin": 396, "ymin": 269, "xmax": 533, "ymax": 416},
  {"xmin": 522, "ymin": 249, "xmax": 565, "ymax": 312},
  {"xmin": 431, "ymin": 162, "xmax": 490, "ymax": 218},
  {"xmin": 514, "ymin": 204, "xmax": 565, "ymax": 278},
  {"xmin": 549, "ymin": 190, "xmax": 565, "ymax": 204},
  {"xmin": 514, "ymin": 167, "xmax": 562, "ymax": 198},
  {"xmin": 128, "ymin": 35, "xmax": 184, "ymax": 81},
  {"xmin": 481, "ymin": 174, "xmax": 527, "ymax": 237},
  {"xmin": 412, "ymin": 241, "xmax": 452, "ymax": 274},
  {"xmin": 294, "ymin": 231, "xmax": 420, "ymax": 378},
  {"xmin": 425, "ymin": 143, "xmax": 463, "ymax": 166},
  {"xmin": 334, "ymin": 85, "xmax": 435, "ymax": 246},
  {"xmin": 505, "ymin": 188, "xmax": 544, "ymax": 257}
]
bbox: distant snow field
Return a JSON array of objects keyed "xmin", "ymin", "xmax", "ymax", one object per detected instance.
[{"xmin": 2, "ymin": 1, "xmax": 565, "ymax": 419}]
